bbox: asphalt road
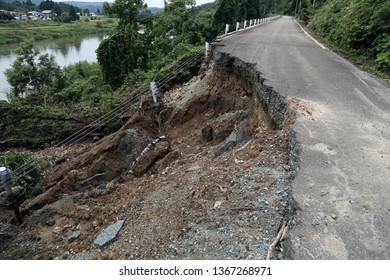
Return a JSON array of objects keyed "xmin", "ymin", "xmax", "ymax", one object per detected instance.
[{"xmin": 216, "ymin": 16, "xmax": 390, "ymax": 259}]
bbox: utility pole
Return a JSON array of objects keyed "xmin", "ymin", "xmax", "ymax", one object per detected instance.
[
  {"xmin": 294, "ymin": 0, "xmax": 299, "ymax": 16},
  {"xmin": 313, "ymin": 0, "xmax": 316, "ymax": 9}
]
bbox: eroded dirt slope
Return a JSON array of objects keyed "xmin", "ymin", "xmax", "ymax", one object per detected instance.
[{"xmin": 0, "ymin": 54, "xmax": 298, "ymax": 260}]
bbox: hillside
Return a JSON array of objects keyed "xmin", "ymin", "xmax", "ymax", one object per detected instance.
[{"xmin": 0, "ymin": 54, "xmax": 297, "ymax": 260}]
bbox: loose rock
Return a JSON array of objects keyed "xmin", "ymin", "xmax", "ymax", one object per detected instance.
[
  {"xmin": 93, "ymin": 220, "xmax": 125, "ymax": 247},
  {"xmin": 68, "ymin": 231, "xmax": 81, "ymax": 243}
]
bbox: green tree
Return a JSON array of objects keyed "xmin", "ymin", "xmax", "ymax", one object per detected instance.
[
  {"xmin": 69, "ymin": 5, "xmax": 80, "ymax": 21},
  {"xmin": 26, "ymin": 0, "xmax": 34, "ymax": 9},
  {"xmin": 83, "ymin": 8, "xmax": 90, "ymax": 16},
  {"xmin": 103, "ymin": 1, "xmax": 111, "ymax": 15},
  {"xmin": 39, "ymin": 0, "xmax": 54, "ymax": 11},
  {"xmin": 53, "ymin": 3, "xmax": 62, "ymax": 16},
  {"xmin": 96, "ymin": 0, "xmax": 146, "ymax": 88},
  {"xmin": 213, "ymin": 0, "xmax": 238, "ymax": 28},
  {"xmin": 153, "ymin": 0, "xmax": 197, "ymax": 43},
  {"xmin": 4, "ymin": 41, "xmax": 63, "ymax": 100}
]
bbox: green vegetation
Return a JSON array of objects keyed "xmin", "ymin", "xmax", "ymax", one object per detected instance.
[
  {"xmin": 0, "ymin": 0, "xmax": 81, "ymax": 19},
  {"xmin": 306, "ymin": 0, "xmax": 390, "ymax": 75},
  {"xmin": 1, "ymin": 41, "xmax": 119, "ymax": 149},
  {"xmin": 0, "ymin": 151, "xmax": 43, "ymax": 197},
  {"xmin": 97, "ymin": 0, "xmax": 214, "ymax": 89},
  {"xmin": 0, "ymin": 18, "xmax": 117, "ymax": 46},
  {"xmin": 5, "ymin": 41, "xmax": 62, "ymax": 100}
]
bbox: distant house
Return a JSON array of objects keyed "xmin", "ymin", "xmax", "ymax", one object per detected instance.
[
  {"xmin": 27, "ymin": 11, "xmax": 43, "ymax": 20},
  {"xmin": 41, "ymin": 10, "xmax": 55, "ymax": 20},
  {"xmin": 0, "ymin": 9, "xmax": 9, "ymax": 14}
]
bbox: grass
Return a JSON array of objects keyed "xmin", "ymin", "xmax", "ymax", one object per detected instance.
[{"xmin": 0, "ymin": 18, "xmax": 117, "ymax": 45}]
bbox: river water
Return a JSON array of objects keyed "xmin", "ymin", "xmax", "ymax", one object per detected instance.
[{"xmin": 0, "ymin": 35, "xmax": 106, "ymax": 100}]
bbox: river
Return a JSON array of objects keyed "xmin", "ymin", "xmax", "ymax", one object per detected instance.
[{"xmin": 0, "ymin": 35, "xmax": 106, "ymax": 100}]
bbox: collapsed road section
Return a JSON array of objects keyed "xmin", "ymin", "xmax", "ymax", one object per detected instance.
[{"xmin": 0, "ymin": 51, "xmax": 299, "ymax": 260}]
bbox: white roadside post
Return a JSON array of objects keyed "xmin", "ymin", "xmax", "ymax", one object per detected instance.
[
  {"xmin": 249, "ymin": 19, "xmax": 252, "ymax": 27},
  {"xmin": 150, "ymin": 82, "xmax": 158, "ymax": 105},
  {"xmin": 225, "ymin": 24, "xmax": 229, "ymax": 35},
  {"xmin": 244, "ymin": 20, "xmax": 247, "ymax": 29},
  {"xmin": 0, "ymin": 166, "xmax": 25, "ymax": 225},
  {"xmin": 205, "ymin": 42, "xmax": 210, "ymax": 59},
  {"xmin": 236, "ymin": 22, "xmax": 240, "ymax": 31},
  {"xmin": 0, "ymin": 167, "xmax": 14, "ymax": 197}
]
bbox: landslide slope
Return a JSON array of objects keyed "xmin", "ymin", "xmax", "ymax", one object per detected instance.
[{"xmin": 0, "ymin": 54, "xmax": 298, "ymax": 260}]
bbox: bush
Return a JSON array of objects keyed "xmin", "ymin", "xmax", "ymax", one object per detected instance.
[{"xmin": 308, "ymin": 0, "xmax": 390, "ymax": 75}]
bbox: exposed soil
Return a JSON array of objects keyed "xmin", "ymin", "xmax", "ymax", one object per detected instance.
[{"xmin": 0, "ymin": 53, "xmax": 299, "ymax": 260}]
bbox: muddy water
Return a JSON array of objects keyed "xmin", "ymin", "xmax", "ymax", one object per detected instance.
[{"xmin": 0, "ymin": 35, "xmax": 106, "ymax": 100}]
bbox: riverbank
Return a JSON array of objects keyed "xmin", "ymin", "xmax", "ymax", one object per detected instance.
[{"xmin": 0, "ymin": 18, "xmax": 117, "ymax": 46}]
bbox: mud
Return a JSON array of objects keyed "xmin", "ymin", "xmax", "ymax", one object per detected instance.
[{"xmin": 0, "ymin": 51, "xmax": 298, "ymax": 260}]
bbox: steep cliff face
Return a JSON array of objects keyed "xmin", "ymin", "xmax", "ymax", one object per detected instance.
[{"xmin": 0, "ymin": 52, "xmax": 301, "ymax": 260}]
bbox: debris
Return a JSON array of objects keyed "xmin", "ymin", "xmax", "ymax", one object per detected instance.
[
  {"xmin": 80, "ymin": 173, "xmax": 106, "ymax": 185},
  {"xmin": 0, "ymin": 59, "xmax": 295, "ymax": 260},
  {"xmin": 252, "ymin": 183, "xmax": 264, "ymax": 190},
  {"xmin": 52, "ymin": 226, "xmax": 62, "ymax": 234},
  {"xmin": 93, "ymin": 220, "xmax": 125, "ymax": 247},
  {"xmin": 213, "ymin": 201, "xmax": 222, "ymax": 208},
  {"xmin": 186, "ymin": 165, "xmax": 201, "ymax": 172},
  {"xmin": 0, "ymin": 224, "xmax": 18, "ymax": 242},
  {"xmin": 331, "ymin": 214, "xmax": 337, "ymax": 220},
  {"xmin": 217, "ymin": 184, "xmax": 227, "ymax": 193},
  {"xmin": 201, "ymin": 126, "xmax": 213, "ymax": 142},
  {"xmin": 266, "ymin": 220, "xmax": 287, "ymax": 260},
  {"xmin": 131, "ymin": 140, "xmax": 171, "ymax": 177},
  {"xmin": 68, "ymin": 231, "xmax": 81, "ymax": 243},
  {"xmin": 41, "ymin": 217, "xmax": 55, "ymax": 227},
  {"xmin": 320, "ymin": 190, "xmax": 329, "ymax": 197}
]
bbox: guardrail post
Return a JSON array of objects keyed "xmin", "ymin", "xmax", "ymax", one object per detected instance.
[
  {"xmin": 244, "ymin": 20, "xmax": 247, "ymax": 29},
  {"xmin": 225, "ymin": 24, "xmax": 229, "ymax": 35},
  {"xmin": 249, "ymin": 19, "xmax": 252, "ymax": 27},
  {"xmin": 150, "ymin": 82, "xmax": 158, "ymax": 104},
  {"xmin": 205, "ymin": 42, "xmax": 210, "ymax": 59}
]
